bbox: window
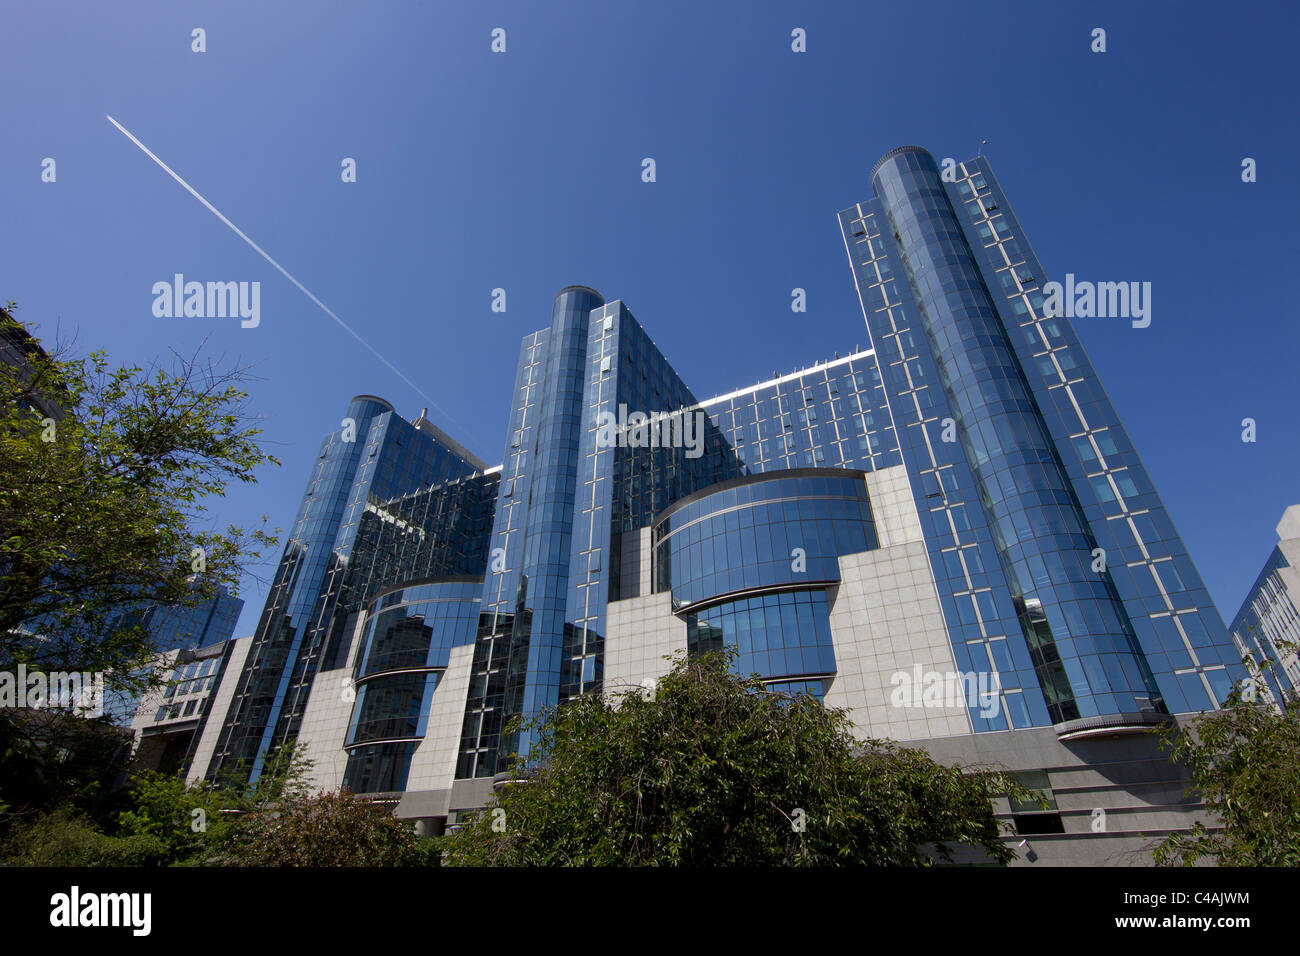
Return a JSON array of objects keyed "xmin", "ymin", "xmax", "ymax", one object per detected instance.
[
  {"xmin": 1009, "ymin": 771, "xmax": 1066, "ymax": 834},
  {"xmin": 922, "ymin": 472, "xmax": 942, "ymax": 499},
  {"xmin": 1073, "ymin": 436, "xmax": 1097, "ymax": 465}
]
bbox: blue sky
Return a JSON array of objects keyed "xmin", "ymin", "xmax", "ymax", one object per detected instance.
[{"xmin": 5, "ymin": 0, "xmax": 1298, "ymax": 640}]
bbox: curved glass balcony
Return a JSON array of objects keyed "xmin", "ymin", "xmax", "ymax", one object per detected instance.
[
  {"xmin": 342, "ymin": 577, "xmax": 481, "ymax": 794},
  {"xmin": 687, "ymin": 589, "xmax": 837, "ymax": 696},
  {"xmin": 652, "ymin": 469, "xmax": 878, "ymax": 611}
]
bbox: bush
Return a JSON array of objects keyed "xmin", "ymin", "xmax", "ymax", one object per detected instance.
[
  {"xmin": 439, "ymin": 651, "xmax": 1025, "ymax": 866},
  {"xmin": 1154, "ymin": 679, "xmax": 1300, "ymax": 866},
  {"xmin": 2, "ymin": 805, "xmax": 168, "ymax": 867},
  {"xmin": 224, "ymin": 789, "xmax": 436, "ymax": 867},
  {"xmin": 84, "ymin": 833, "xmax": 170, "ymax": 867}
]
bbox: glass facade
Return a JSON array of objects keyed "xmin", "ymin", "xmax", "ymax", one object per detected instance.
[
  {"xmin": 208, "ymin": 158, "xmax": 1252, "ymax": 790},
  {"xmin": 105, "ymin": 582, "xmax": 244, "ymax": 725},
  {"xmin": 206, "ymin": 396, "xmax": 494, "ymax": 784},
  {"xmin": 838, "ymin": 145, "xmax": 1243, "ymax": 727},
  {"xmin": 1229, "ymin": 540, "xmax": 1300, "ymax": 701},
  {"xmin": 459, "ymin": 288, "xmax": 603, "ymax": 779},
  {"xmin": 133, "ymin": 585, "xmax": 243, "ymax": 653},
  {"xmin": 343, "ymin": 578, "xmax": 482, "ymax": 794},
  {"xmin": 655, "ymin": 471, "xmax": 875, "ymax": 699},
  {"xmin": 687, "ymin": 590, "xmax": 836, "ymax": 693},
  {"xmin": 653, "ymin": 469, "xmax": 877, "ymax": 610},
  {"xmin": 104, "ymin": 582, "xmax": 243, "ymax": 655},
  {"xmin": 697, "ymin": 353, "xmax": 901, "ymax": 475}
]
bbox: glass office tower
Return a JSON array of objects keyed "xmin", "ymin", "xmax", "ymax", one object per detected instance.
[
  {"xmin": 1228, "ymin": 504, "xmax": 1300, "ymax": 701},
  {"xmin": 838, "ymin": 146, "xmax": 1242, "ymax": 730},
  {"xmin": 456, "ymin": 290, "xmax": 739, "ymax": 778},
  {"xmin": 205, "ymin": 397, "xmax": 493, "ymax": 783},
  {"xmin": 111, "ymin": 582, "xmax": 243, "ymax": 654},
  {"xmin": 194, "ymin": 150, "xmax": 1252, "ymax": 861},
  {"xmin": 106, "ymin": 582, "xmax": 244, "ymax": 725}
]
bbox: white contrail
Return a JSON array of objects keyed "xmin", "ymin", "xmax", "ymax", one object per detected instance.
[{"xmin": 106, "ymin": 113, "xmax": 472, "ymax": 442}]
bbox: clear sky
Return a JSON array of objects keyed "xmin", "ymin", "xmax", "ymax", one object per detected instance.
[{"xmin": 5, "ymin": 0, "xmax": 1297, "ymax": 641}]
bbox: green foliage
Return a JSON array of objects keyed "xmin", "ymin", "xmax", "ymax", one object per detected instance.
[
  {"xmin": 1, "ymin": 743, "xmax": 440, "ymax": 867},
  {"xmin": 115, "ymin": 772, "xmax": 244, "ymax": 865},
  {"xmin": 439, "ymin": 651, "xmax": 1025, "ymax": 866},
  {"xmin": 0, "ymin": 707, "xmax": 135, "ymax": 828},
  {"xmin": 0, "ymin": 301, "xmax": 278, "ymax": 694},
  {"xmin": 1153, "ymin": 650, "xmax": 1300, "ymax": 866},
  {"xmin": 0, "ymin": 741, "xmax": 434, "ymax": 867},
  {"xmin": 2, "ymin": 805, "xmax": 169, "ymax": 866},
  {"xmin": 114, "ymin": 742, "xmax": 315, "ymax": 865},
  {"xmin": 223, "ymin": 789, "xmax": 438, "ymax": 867}
]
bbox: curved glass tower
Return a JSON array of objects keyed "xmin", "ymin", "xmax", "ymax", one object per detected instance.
[
  {"xmin": 206, "ymin": 394, "xmax": 491, "ymax": 784},
  {"xmin": 840, "ymin": 146, "xmax": 1241, "ymax": 731},
  {"xmin": 456, "ymin": 287, "xmax": 743, "ymax": 777},
  {"xmin": 462, "ymin": 287, "xmax": 605, "ymax": 772}
]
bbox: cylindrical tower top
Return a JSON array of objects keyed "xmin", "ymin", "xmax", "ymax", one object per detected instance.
[
  {"xmin": 870, "ymin": 145, "xmax": 939, "ymax": 188},
  {"xmin": 348, "ymin": 394, "xmax": 393, "ymax": 411},
  {"xmin": 554, "ymin": 285, "xmax": 604, "ymax": 304}
]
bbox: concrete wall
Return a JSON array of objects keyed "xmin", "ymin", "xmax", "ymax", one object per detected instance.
[
  {"xmin": 819, "ymin": 466, "xmax": 971, "ymax": 740},
  {"xmin": 295, "ymin": 615, "xmax": 368, "ymax": 791},
  {"xmin": 920, "ymin": 721, "xmax": 1209, "ymax": 866},
  {"xmin": 396, "ymin": 642, "xmax": 476, "ymax": 818},
  {"xmin": 604, "ymin": 591, "xmax": 688, "ymax": 696},
  {"xmin": 185, "ymin": 637, "xmax": 252, "ymax": 785}
]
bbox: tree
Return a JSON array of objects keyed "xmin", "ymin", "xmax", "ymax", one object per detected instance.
[
  {"xmin": 223, "ymin": 789, "xmax": 439, "ymax": 867},
  {"xmin": 0, "ymin": 742, "xmax": 429, "ymax": 867},
  {"xmin": 1153, "ymin": 642, "xmax": 1300, "ymax": 866},
  {"xmin": 0, "ymin": 302, "xmax": 278, "ymax": 697},
  {"xmin": 113, "ymin": 742, "xmax": 314, "ymax": 865},
  {"xmin": 438, "ymin": 651, "xmax": 1028, "ymax": 866},
  {"xmin": 0, "ymin": 705, "xmax": 135, "ymax": 828},
  {"xmin": 1, "ymin": 804, "xmax": 169, "ymax": 867}
]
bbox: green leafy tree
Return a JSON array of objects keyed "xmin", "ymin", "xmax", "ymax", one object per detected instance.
[
  {"xmin": 223, "ymin": 789, "xmax": 439, "ymax": 866},
  {"xmin": 1, "ymin": 742, "xmax": 318, "ymax": 866},
  {"xmin": 0, "ymin": 302, "xmax": 278, "ymax": 698},
  {"xmin": 1, "ymin": 804, "xmax": 170, "ymax": 866},
  {"xmin": 439, "ymin": 651, "xmax": 1028, "ymax": 866},
  {"xmin": 0, "ymin": 706, "xmax": 135, "ymax": 826},
  {"xmin": 1153, "ymin": 642, "xmax": 1300, "ymax": 866},
  {"xmin": 114, "ymin": 742, "xmax": 315, "ymax": 865}
]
